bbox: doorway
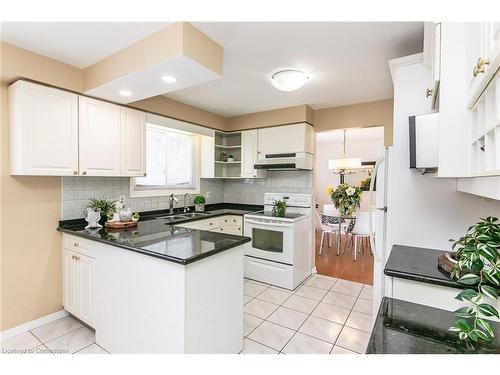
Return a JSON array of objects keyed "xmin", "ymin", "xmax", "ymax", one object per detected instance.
[{"xmin": 313, "ymin": 126, "xmax": 384, "ymax": 285}]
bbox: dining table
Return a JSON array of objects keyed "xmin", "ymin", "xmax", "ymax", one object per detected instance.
[{"xmin": 321, "ymin": 212, "xmax": 356, "ymax": 255}]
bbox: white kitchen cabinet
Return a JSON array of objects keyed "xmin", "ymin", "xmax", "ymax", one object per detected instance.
[
  {"xmin": 120, "ymin": 107, "xmax": 145, "ymax": 177},
  {"xmin": 241, "ymin": 130, "xmax": 267, "ymax": 178},
  {"xmin": 422, "ymin": 22, "xmax": 441, "ymax": 109},
  {"xmin": 177, "ymin": 215, "xmax": 243, "ymax": 235},
  {"xmin": 466, "ymin": 22, "xmax": 500, "ymax": 105},
  {"xmin": 8, "ymin": 80, "xmax": 79, "ymax": 176},
  {"xmin": 63, "ymin": 235, "xmax": 95, "ymax": 327},
  {"xmin": 201, "ymin": 135, "xmax": 215, "ymax": 178},
  {"xmin": 257, "ymin": 123, "xmax": 314, "ymax": 158},
  {"xmin": 79, "ymin": 96, "xmax": 122, "ymax": 176}
]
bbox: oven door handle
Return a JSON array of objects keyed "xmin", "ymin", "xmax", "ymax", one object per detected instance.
[{"xmin": 244, "ymin": 218, "xmax": 293, "ymax": 228}]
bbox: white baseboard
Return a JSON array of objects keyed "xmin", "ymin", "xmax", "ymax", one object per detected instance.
[
  {"xmin": 0, "ymin": 310, "xmax": 69, "ymax": 341},
  {"xmin": 311, "ymin": 266, "xmax": 317, "ymax": 274}
]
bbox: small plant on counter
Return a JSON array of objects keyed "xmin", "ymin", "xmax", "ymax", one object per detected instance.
[
  {"xmin": 272, "ymin": 198, "xmax": 288, "ymax": 217},
  {"xmin": 87, "ymin": 198, "xmax": 117, "ymax": 224},
  {"xmin": 330, "ymin": 183, "xmax": 363, "ymax": 217},
  {"xmin": 193, "ymin": 195, "xmax": 206, "ymax": 212},
  {"xmin": 449, "ymin": 216, "xmax": 500, "ymax": 343}
]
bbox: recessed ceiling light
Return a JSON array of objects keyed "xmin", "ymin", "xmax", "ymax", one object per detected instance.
[
  {"xmin": 271, "ymin": 69, "xmax": 309, "ymax": 92},
  {"xmin": 118, "ymin": 90, "xmax": 132, "ymax": 97},
  {"xmin": 161, "ymin": 75, "xmax": 177, "ymax": 83}
]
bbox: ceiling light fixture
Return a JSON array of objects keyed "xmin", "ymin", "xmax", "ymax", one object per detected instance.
[
  {"xmin": 329, "ymin": 130, "xmax": 363, "ymax": 180},
  {"xmin": 161, "ymin": 75, "xmax": 177, "ymax": 83},
  {"xmin": 118, "ymin": 90, "xmax": 132, "ymax": 97},
  {"xmin": 270, "ymin": 69, "xmax": 309, "ymax": 92}
]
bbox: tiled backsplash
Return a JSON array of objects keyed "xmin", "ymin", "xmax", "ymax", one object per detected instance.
[
  {"xmin": 61, "ymin": 171, "xmax": 312, "ymax": 219},
  {"xmin": 61, "ymin": 177, "xmax": 224, "ymax": 220},
  {"xmin": 223, "ymin": 171, "xmax": 312, "ymax": 205}
]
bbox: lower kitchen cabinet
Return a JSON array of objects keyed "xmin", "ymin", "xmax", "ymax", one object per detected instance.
[
  {"xmin": 177, "ymin": 215, "xmax": 243, "ymax": 235},
  {"xmin": 63, "ymin": 236, "xmax": 95, "ymax": 327}
]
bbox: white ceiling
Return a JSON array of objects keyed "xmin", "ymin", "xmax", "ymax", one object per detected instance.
[
  {"xmin": 316, "ymin": 126, "xmax": 384, "ymax": 143},
  {"xmin": 0, "ymin": 22, "xmax": 423, "ymax": 116},
  {"xmin": 167, "ymin": 22, "xmax": 423, "ymax": 116},
  {"xmin": 0, "ymin": 22, "xmax": 169, "ymax": 68}
]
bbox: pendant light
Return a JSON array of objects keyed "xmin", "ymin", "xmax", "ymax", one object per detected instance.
[{"xmin": 328, "ymin": 130, "xmax": 362, "ymax": 174}]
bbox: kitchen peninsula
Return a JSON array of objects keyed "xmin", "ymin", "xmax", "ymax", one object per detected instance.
[{"xmin": 58, "ymin": 212, "xmax": 252, "ymax": 354}]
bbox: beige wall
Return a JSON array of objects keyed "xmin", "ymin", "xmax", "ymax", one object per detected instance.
[
  {"xmin": 314, "ymin": 99, "xmax": 394, "ymax": 146},
  {"xmin": 227, "ymin": 104, "xmax": 313, "ymax": 131},
  {"xmin": 0, "ymin": 42, "xmax": 85, "ymax": 331}
]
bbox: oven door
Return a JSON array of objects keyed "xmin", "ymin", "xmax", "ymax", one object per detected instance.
[{"xmin": 244, "ymin": 218, "xmax": 294, "ymax": 265}]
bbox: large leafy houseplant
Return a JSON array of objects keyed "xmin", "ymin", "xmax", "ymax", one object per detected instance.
[
  {"xmin": 87, "ymin": 198, "xmax": 117, "ymax": 224},
  {"xmin": 449, "ymin": 217, "xmax": 500, "ymax": 343},
  {"xmin": 329, "ymin": 183, "xmax": 362, "ymax": 217}
]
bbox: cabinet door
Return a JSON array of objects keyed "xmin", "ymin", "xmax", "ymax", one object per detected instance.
[
  {"xmin": 257, "ymin": 123, "xmax": 312, "ymax": 157},
  {"xmin": 63, "ymin": 250, "xmax": 78, "ymax": 315},
  {"xmin": 241, "ymin": 130, "xmax": 262, "ymax": 178},
  {"xmin": 466, "ymin": 22, "xmax": 500, "ymax": 103},
  {"xmin": 9, "ymin": 81, "xmax": 78, "ymax": 176},
  {"xmin": 121, "ymin": 107, "xmax": 145, "ymax": 177},
  {"xmin": 77, "ymin": 254, "xmax": 95, "ymax": 326},
  {"xmin": 79, "ymin": 96, "xmax": 121, "ymax": 176},
  {"xmin": 200, "ymin": 135, "xmax": 215, "ymax": 178}
]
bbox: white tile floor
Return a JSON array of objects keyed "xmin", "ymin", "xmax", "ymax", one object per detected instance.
[
  {"xmin": 1, "ymin": 274, "xmax": 373, "ymax": 355},
  {"xmin": 242, "ymin": 275, "xmax": 373, "ymax": 354}
]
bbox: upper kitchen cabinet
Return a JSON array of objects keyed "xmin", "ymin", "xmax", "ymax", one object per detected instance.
[
  {"xmin": 79, "ymin": 96, "xmax": 122, "ymax": 176},
  {"xmin": 120, "ymin": 107, "xmax": 146, "ymax": 177},
  {"xmin": 422, "ymin": 22, "xmax": 441, "ymax": 110},
  {"xmin": 466, "ymin": 22, "xmax": 500, "ymax": 105},
  {"xmin": 257, "ymin": 123, "xmax": 314, "ymax": 158},
  {"xmin": 241, "ymin": 130, "xmax": 267, "ymax": 178},
  {"xmin": 200, "ymin": 135, "xmax": 215, "ymax": 178},
  {"xmin": 9, "ymin": 81, "xmax": 79, "ymax": 176}
]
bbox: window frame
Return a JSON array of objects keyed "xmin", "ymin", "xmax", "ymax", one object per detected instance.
[{"xmin": 130, "ymin": 123, "xmax": 201, "ymax": 198}]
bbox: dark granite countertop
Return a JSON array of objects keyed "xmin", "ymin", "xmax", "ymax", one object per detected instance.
[
  {"xmin": 367, "ymin": 297, "xmax": 500, "ymax": 354},
  {"xmin": 384, "ymin": 244, "xmax": 464, "ymax": 289},
  {"xmin": 57, "ymin": 203, "xmax": 262, "ymax": 265}
]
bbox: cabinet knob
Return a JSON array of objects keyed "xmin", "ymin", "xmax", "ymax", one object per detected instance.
[
  {"xmin": 73, "ymin": 171, "xmax": 78, "ymax": 175},
  {"xmin": 425, "ymin": 88, "xmax": 433, "ymax": 98},
  {"xmin": 74, "ymin": 242, "xmax": 79, "ymax": 247},
  {"xmin": 82, "ymin": 171, "xmax": 87, "ymax": 175},
  {"xmin": 71, "ymin": 255, "xmax": 75, "ymax": 260},
  {"xmin": 473, "ymin": 57, "xmax": 491, "ymax": 77},
  {"xmin": 143, "ymin": 173, "xmax": 147, "ymax": 176},
  {"xmin": 75, "ymin": 256, "xmax": 80, "ymax": 261},
  {"xmin": 209, "ymin": 223, "xmax": 213, "ymax": 226}
]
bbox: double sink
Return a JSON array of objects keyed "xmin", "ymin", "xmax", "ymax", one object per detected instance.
[{"xmin": 156, "ymin": 212, "xmax": 211, "ymax": 223}]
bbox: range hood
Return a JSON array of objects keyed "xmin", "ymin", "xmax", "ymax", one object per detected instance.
[{"xmin": 254, "ymin": 152, "xmax": 313, "ymax": 171}]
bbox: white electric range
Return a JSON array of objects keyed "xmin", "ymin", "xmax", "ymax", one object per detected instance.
[{"xmin": 243, "ymin": 193, "xmax": 313, "ymax": 290}]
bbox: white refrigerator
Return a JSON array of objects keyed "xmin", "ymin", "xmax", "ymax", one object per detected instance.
[{"xmin": 368, "ymin": 147, "xmax": 390, "ymax": 318}]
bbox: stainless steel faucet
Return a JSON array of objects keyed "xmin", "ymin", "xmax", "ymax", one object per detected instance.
[
  {"xmin": 169, "ymin": 193, "xmax": 178, "ymax": 214},
  {"xmin": 183, "ymin": 193, "xmax": 192, "ymax": 213}
]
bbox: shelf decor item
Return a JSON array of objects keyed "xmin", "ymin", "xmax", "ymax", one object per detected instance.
[
  {"xmin": 330, "ymin": 183, "xmax": 362, "ymax": 217},
  {"xmin": 360, "ymin": 176, "xmax": 372, "ymax": 191},
  {"xmin": 272, "ymin": 199, "xmax": 287, "ymax": 217},
  {"xmin": 84, "ymin": 208, "xmax": 103, "ymax": 229},
  {"xmin": 87, "ymin": 198, "xmax": 117, "ymax": 225},
  {"xmin": 227, "ymin": 154, "xmax": 235, "ymax": 162},
  {"xmin": 220, "ymin": 151, "xmax": 228, "ymax": 162},
  {"xmin": 193, "ymin": 195, "xmax": 206, "ymax": 212},
  {"xmin": 448, "ymin": 216, "xmax": 500, "ymax": 345}
]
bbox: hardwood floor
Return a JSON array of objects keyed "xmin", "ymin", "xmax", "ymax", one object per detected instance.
[{"xmin": 314, "ymin": 231, "xmax": 374, "ymax": 285}]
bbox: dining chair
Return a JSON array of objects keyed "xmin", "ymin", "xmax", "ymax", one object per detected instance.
[
  {"xmin": 315, "ymin": 209, "xmax": 337, "ymax": 255},
  {"xmin": 343, "ymin": 211, "xmax": 372, "ymax": 261}
]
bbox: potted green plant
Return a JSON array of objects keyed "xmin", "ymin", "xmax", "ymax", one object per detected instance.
[
  {"xmin": 448, "ymin": 216, "xmax": 500, "ymax": 344},
  {"xmin": 193, "ymin": 195, "xmax": 206, "ymax": 212},
  {"xmin": 360, "ymin": 176, "xmax": 372, "ymax": 191},
  {"xmin": 330, "ymin": 183, "xmax": 363, "ymax": 217},
  {"xmin": 87, "ymin": 198, "xmax": 117, "ymax": 225},
  {"xmin": 272, "ymin": 199, "xmax": 287, "ymax": 217}
]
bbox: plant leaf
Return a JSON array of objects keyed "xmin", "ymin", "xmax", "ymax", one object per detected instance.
[
  {"xmin": 455, "ymin": 319, "xmax": 472, "ymax": 332},
  {"xmin": 480, "ymin": 285, "xmax": 499, "ymax": 299},
  {"xmin": 455, "ymin": 289, "xmax": 481, "ymax": 303},
  {"xmin": 477, "ymin": 318, "xmax": 494, "ymax": 338},
  {"xmin": 477, "ymin": 304, "xmax": 500, "ymax": 318},
  {"xmin": 454, "ymin": 307, "xmax": 475, "ymax": 318},
  {"xmin": 474, "ymin": 329, "xmax": 489, "ymax": 341},
  {"xmin": 457, "ymin": 273, "xmax": 481, "ymax": 285}
]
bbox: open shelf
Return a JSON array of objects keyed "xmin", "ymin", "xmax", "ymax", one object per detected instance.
[
  {"xmin": 214, "ymin": 131, "xmax": 242, "ymax": 178},
  {"xmin": 215, "ymin": 144, "xmax": 241, "ymax": 149},
  {"xmin": 214, "ymin": 161, "xmax": 241, "ymax": 164}
]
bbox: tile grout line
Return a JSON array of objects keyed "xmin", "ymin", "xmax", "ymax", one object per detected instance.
[{"xmin": 29, "ymin": 323, "xmax": 85, "ymax": 346}]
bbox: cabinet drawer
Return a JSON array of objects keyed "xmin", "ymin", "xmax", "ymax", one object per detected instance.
[
  {"xmin": 63, "ymin": 234, "xmax": 95, "ymax": 258},
  {"xmin": 219, "ymin": 215, "xmax": 242, "ymax": 227},
  {"xmin": 197, "ymin": 218, "xmax": 220, "ymax": 230},
  {"xmin": 216, "ymin": 225, "xmax": 242, "ymax": 236}
]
